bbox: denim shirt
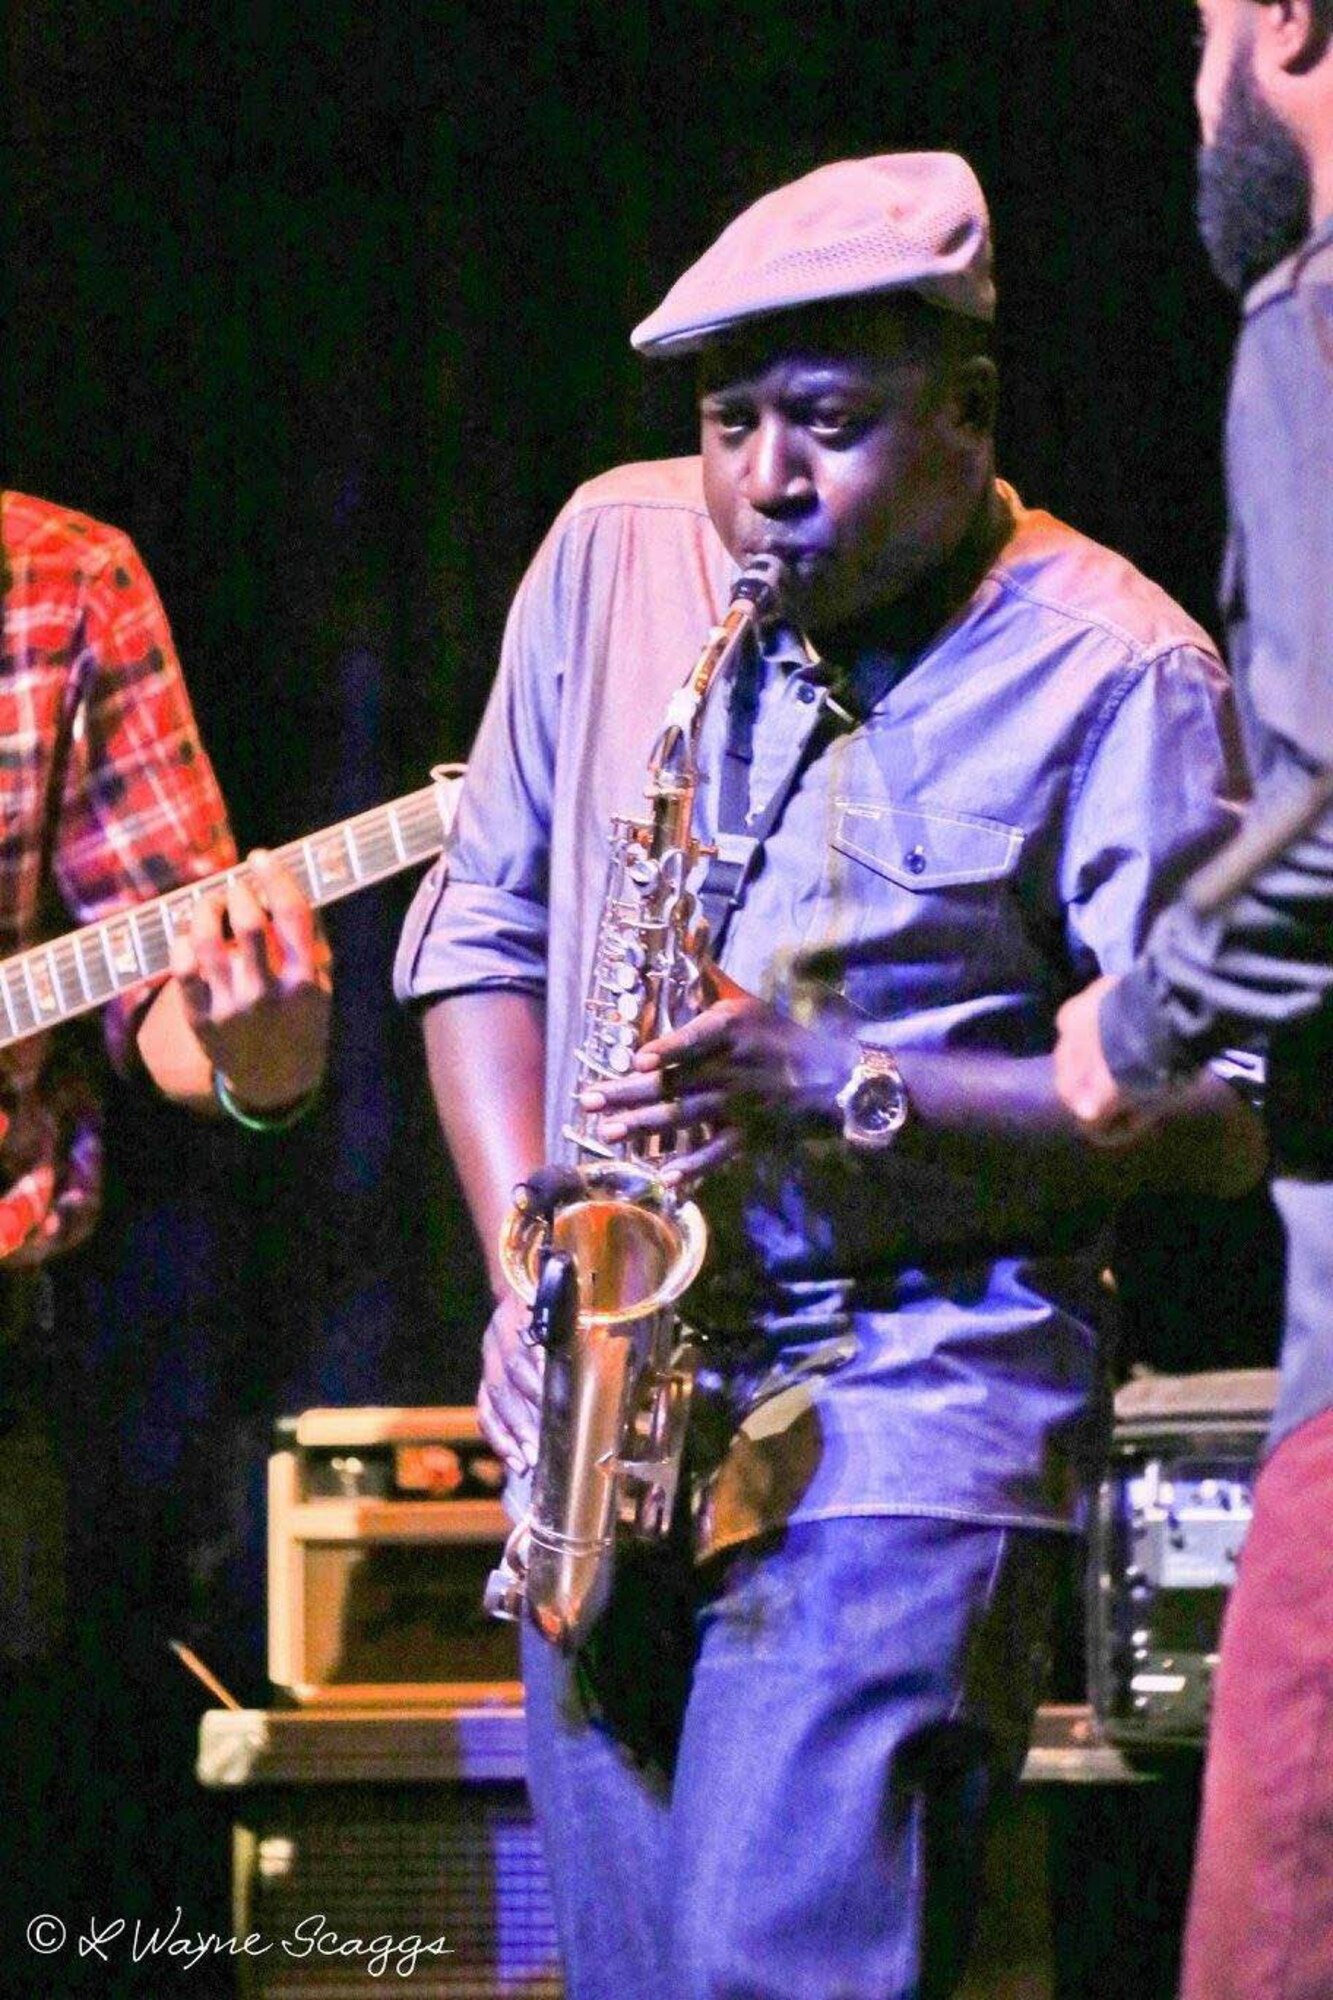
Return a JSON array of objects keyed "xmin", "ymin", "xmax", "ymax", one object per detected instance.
[
  {"xmin": 397, "ymin": 462, "xmax": 1241, "ymax": 1540},
  {"xmin": 1100, "ymin": 218, "xmax": 1333, "ymax": 1455}
]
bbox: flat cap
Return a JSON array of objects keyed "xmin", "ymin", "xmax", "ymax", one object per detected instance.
[{"xmin": 631, "ymin": 152, "xmax": 994, "ymax": 357}]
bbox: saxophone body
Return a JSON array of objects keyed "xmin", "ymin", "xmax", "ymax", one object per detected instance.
[{"xmin": 485, "ymin": 553, "xmax": 786, "ymax": 1650}]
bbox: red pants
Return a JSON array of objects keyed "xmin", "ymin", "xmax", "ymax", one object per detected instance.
[{"xmin": 1181, "ymin": 1403, "xmax": 1333, "ymax": 2000}]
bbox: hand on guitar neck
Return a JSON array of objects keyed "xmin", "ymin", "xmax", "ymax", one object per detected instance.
[
  {"xmin": 0, "ymin": 851, "xmax": 332, "ymax": 1264},
  {"xmin": 0, "ymin": 770, "xmax": 463, "ymax": 1263},
  {"xmin": 138, "ymin": 849, "xmax": 333, "ymax": 1117}
]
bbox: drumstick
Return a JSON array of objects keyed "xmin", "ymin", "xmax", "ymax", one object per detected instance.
[
  {"xmin": 1187, "ymin": 768, "xmax": 1333, "ymax": 918},
  {"xmin": 169, "ymin": 1638, "xmax": 241, "ymax": 1711}
]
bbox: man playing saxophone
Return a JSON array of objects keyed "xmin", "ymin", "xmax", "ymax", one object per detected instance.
[{"xmin": 397, "ymin": 154, "xmax": 1262, "ymax": 2000}]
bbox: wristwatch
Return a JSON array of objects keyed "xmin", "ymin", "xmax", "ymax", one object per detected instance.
[{"xmin": 836, "ymin": 1046, "xmax": 910, "ymax": 1152}]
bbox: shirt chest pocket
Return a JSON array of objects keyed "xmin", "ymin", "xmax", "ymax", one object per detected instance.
[
  {"xmin": 833, "ymin": 799, "xmax": 1024, "ymax": 889},
  {"xmin": 816, "ymin": 798, "xmax": 1026, "ymax": 1022}
]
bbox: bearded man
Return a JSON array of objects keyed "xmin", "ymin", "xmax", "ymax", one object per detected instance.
[{"xmin": 1054, "ymin": 7, "xmax": 1333, "ymax": 1996}]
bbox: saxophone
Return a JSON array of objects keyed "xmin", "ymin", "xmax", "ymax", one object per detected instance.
[{"xmin": 484, "ymin": 553, "xmax": 787, "ymax": 1649}]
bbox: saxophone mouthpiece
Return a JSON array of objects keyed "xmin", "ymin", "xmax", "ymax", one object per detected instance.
[{"xmin": 730, "ymin": 552, "xmax": 789, "ymax": 618}]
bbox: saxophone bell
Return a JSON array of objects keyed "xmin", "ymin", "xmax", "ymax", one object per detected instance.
[{"xmin": 490, "ymin": 1163, "xmax": 707, "ymax": 1648}]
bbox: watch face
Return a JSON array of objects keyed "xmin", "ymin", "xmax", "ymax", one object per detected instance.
[
  {"xmin": 850, "ymin": 1073, "xmax": 908, "ymax": 1139},
  {"xmin": 838, "ymin": 1052, "xmax": 910, "ymax": 1150}
]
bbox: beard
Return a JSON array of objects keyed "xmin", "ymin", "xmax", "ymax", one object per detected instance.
[{"xmin": 1197, "ymin": 39, "xmax": 1312, "ymax": 296}]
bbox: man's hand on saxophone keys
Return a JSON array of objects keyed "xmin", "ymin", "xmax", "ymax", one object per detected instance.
[{"xmin": 579, "ymin": 982, "xmax": 855, "ymax": 1187}]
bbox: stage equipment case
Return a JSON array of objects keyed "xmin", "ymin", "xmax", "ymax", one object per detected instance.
[
  {"xmin": 1089, "ymin": 1368, "xmax": 1277, "ymax": 1747},
  {"xmin": 267, "ymin": 1407, "xmax": 518, "ymax": 1706}
]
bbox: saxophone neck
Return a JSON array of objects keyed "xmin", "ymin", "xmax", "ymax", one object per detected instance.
[
  {"xmin": 646, "ymin": 718, "xmax": 697, "ymax": 803},
  {"xmin": 646, "ymin": 553, "xmax": 789, "ymax": 799}
]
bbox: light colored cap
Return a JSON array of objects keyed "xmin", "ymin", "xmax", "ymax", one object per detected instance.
[{"xmin": 631, "ymin": 152, "xmax": 994, "ymax": 357}]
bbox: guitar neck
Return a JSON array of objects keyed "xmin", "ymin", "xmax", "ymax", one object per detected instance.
[{"xmin": 0, "ymin": 777, "xmax": 459, "ymax": 1052}]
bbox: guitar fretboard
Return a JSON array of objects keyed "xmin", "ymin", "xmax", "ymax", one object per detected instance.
[{"xmin": 0, "ymin": 774, "xmax": 461, "ymax": 1051}]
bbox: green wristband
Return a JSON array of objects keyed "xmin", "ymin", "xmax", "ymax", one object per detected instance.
[{"xmin": 212, "ymin": 1067, "xmax": 319, "ymax": 1133}]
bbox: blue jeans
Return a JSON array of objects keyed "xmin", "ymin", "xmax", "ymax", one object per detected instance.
[{"xmin": 522, "ymin": 1513, "xmax": 1064, "ymax": 2000}]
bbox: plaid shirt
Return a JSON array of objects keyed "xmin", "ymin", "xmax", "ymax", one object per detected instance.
[{"xmin": 0, "ymin": 491, "xmax": 236, "ymax": 1260}]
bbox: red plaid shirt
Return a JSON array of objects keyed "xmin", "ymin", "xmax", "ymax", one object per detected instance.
[{"xmin": 0, "ymin": 491, "xmax": 236, "ymax": 1260}]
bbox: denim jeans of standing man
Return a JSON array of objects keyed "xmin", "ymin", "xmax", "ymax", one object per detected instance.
[{"xmin": 522, "ymin": 1512, "xmax": 1065, "ymax": 2000}]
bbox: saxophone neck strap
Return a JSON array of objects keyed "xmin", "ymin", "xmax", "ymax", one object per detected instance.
[{"xmin": 697, "ymin": 640, "xmax": 850, "ymax": 953}]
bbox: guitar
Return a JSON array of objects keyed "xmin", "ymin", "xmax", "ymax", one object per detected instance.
[{"xmin": 0, "ymin": 764, "xmax": 464, "ymax": 1051}]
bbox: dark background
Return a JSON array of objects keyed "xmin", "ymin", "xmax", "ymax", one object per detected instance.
[{"xmin": 3, "ymin": 0, "xmax": 1237, "ymax": 1986}]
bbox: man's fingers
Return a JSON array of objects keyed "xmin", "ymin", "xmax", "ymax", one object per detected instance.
[
  {"xmin": 479, "ymin": 1373, "xmax": 542, "ymax": 1472},
  {"xmin": 661, "ymin": 1127, "xmax": 742, "ymax": 1186},
  {"xmin": 188, "ymin": 889, "xmax": 229, "ymax": 974},
  {"xmin": 175, "ymin": 854, "xmax": 329, "ymax": 1025},
  {"xmin": 598, "ymin": 1087, "xmax": 727, "ymax": 1143},
  {"xmin": 1056, "ymin": 1053, "xmax": 1126, "ymax": 1128},
  {"xmin": 1052, "ymin": 974, "xmax": 1135, "ymax": 1134},
  {"xmin": 636, "ymin": 998, "xmax": 742, "ymax": 1067},
  {"xmin": 481, "ymin": 1297, "xmax": 546, "ymax": 1472},
  {"xmin": 250, "ymin": 853, "xmax": 331, "ymax": 985},
  {"xmin": 481, "ymin": 1368, "xmax": 542, "ymax": 1471},
  {"xmin": 170, "ymin": 893, "xmax": 228, "ymax": 1020},
  {"xmin": 168, "ymin": 930, "xmax": 202, "ymax": 988},
  {"xmin": 579, "ymin": 1070, "xmax": 662, "ymax": 1113},
  {"xmin": 478, "ymin": 1380, "xmax": 532, "ymax": 1473},
  {"xmin": 505, "ymin": 1326, "xmax": 546, "ymax": 1399},
  {"xmin": 224, "ymin": 867, "xmax": 278, "ymax": 990}
]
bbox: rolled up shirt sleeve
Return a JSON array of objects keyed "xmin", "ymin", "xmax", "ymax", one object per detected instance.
[
  {"xmin": 1099, "ymin": 805, "xmax": 1333, "ymax": 1090},
  {"xmin": 395, "ymin": 526, "xmax": 564, "ymax": 1006},
  {"xmin": 1099, "ymin": 272, "xmax": 1333, "ymax": 1091}
]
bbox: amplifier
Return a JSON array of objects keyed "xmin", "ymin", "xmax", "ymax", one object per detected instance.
[
  {"xmin": 1089, "ymin": 1369, "xmax": 1277, "ymax": 1748},
  {"xmin": 198, "ymin": 1705, "xmax": 562, "ymax": 2000},
  {"xmin": 268, "ymin": 1408, "xmax": 519, "ymax": 1705}
]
